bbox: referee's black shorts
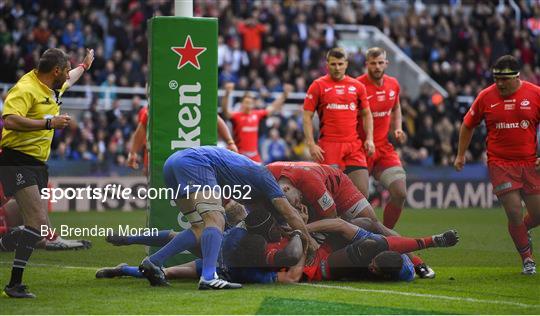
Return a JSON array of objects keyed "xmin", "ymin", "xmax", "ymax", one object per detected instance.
[{"xmin": 0, "ymin": 148, "xmax": 48, "ymax": 197}]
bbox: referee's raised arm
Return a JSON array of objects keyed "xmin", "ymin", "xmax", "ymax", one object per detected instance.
[{"xmin": 0, "ymin": 47, "xmax": 92, "ymax": 299}]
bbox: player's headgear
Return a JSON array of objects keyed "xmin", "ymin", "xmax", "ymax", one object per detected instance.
[
  {"xmin": 492, "ymin": 55, "xmax": 520, "ymax": 78},
  {"xmin": 373, "ymin": 251, "xmax": 403, "ymax": 279},
  {"xmin": 245, "ymin": 209, "xmax": 281, "ymax": 242},
  {"xmin": 347, "ymin": 238, "xmax": 387, "ymax": 266}
]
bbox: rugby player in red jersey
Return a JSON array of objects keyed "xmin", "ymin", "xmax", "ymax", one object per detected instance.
[
  {"xmin": 356, "ymin": 47, "xmax": 407, "ymax": 229},
  {"xmin": 268, "ymin": 161, "xmax": 440, "ymax": 278},
  {"xmin": 249, "ymin": 207, "xmax": 458, "ymax": 283},
  {"xmin": 455, "ymin": 55, "xmax": 540, "ymax": 275},
  {"xmin": 267, "ymin": 161, "xmax": 381, "ymax": 224},
  {"xmin": 127, "ymin": 105, "xmax": 149, "ymax": 173},
  {"xmin": 221, "ymin": 82, "xmax": 293, "ymax": 163},
  {"xmin": 303, "ymin": 47, "xmax": 375, "ymax": 197}
]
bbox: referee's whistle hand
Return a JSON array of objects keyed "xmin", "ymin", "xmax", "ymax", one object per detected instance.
[{"xmin": 52, "ymin": 114, "xmax": 72, "ymax": 129}]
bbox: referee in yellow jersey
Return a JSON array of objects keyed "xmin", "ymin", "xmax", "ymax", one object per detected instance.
[{"xmin": 0, "ymin": 48, "xmax": 94, "ymax": 298}]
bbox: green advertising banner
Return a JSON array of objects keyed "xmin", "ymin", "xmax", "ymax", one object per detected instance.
[{"xmin": 148, "ymin": 17, "xmax": 217, "ymax": 265}]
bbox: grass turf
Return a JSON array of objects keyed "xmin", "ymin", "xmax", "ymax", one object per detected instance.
[{"xmin": 0, "ymin": 208, "xmax": 538, "ymax": 314}]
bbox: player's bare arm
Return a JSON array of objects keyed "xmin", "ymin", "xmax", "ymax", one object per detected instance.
[
  {"xmin": 127, "ymin": 122, "xmax": 147, "ymax": 169},
  {"xmin": 66, "ymin": 48, "xmax": 94, "ymax": 88},
  {"xmin": 361, "ymin": 107, "xmax": 375, "ymax": 156},
  {"xmin": 267, "ymin": 83, "xmax": 293, "ymax": 114},
  {"xmin": 221, "ymin": 82, "xmax": 234, "ymax": 120},
  {"xmin": 272, "ymin": 197, "xmax": 320, "ymax": 259},
  {"xmin": 3, "ymin": 113, "xmax": 71, "ymax": 131},
  {"xmin": 306, "ymin": 218, "xmax": 358, "ymax": 241},
  {"xmin": 217, "ymin": 115, "xmax": 238, "ymax": 152},
  {"xmin": 303, "ymin": 110, "xmax": 325, "ymax": 162},
  {"xmin": 454, "ymin": 124, "xmax": 475, "ymax": 172},
  {"xmin": 391, "ymin": 99, "xmax": 407, "ymax": 144},
  {"xmin": 276, "ymin": 252, "xmax": 306, "ymax": 283}
]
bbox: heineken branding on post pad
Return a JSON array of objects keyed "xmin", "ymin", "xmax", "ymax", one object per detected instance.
[{"xmin": 148, "ymin": 17, "xmax": 217, "ymax": 264}]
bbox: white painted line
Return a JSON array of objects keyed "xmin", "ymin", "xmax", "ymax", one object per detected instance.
[
  {"xmin": 295, "ymin": 283, "xmax": 540, "ymax": 309},
  {"xmin": 1, "ymin": 261, "xmax": 537, "ymax": 309},
  {"xmin": 0, "ymin": 261, "xmax": 98, "ymax": 271}
]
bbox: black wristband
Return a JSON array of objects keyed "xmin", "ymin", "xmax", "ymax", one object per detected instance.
[{"xmin": 45, "ymin": 118, "xmax": 52, "ymax": 130}]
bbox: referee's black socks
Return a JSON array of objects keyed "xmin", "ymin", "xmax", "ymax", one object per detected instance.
[
  {"xmin": 0, "ymin": 228, "xmax": 20, "ymax": 251},
  {"xmin": 8, "ymin": 226, "xmax": 42, "ymax": 287}
]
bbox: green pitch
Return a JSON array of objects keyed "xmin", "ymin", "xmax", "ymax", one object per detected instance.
[{"xmin": 1, "ymin": 209, "xmax": 538, "ymax": 314}]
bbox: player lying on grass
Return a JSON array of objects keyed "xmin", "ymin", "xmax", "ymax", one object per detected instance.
[
  {"xmin": 137, "ymin": 146, "xmax": 316, "ymax": 289},
  {"xmin": 244, "ymin": 207, "xmax": 459, "ymax": 282},
  {"xmin": 267, "ymin": 161, "xmax": 437, "ymax": 278},
  {"xmin": 97, "ymin": 208, "xmax": 458, "ymax": 283},
  {"xmin": 0, "ymin": 192, "xmax": 91, "ymax": 251},
  {"xmin": 97, "ymin": 224, "xmax": 304, "ymax": 284}
]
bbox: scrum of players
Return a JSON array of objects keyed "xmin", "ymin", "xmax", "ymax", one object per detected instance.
[{"xmin": 97, "ymin": 146, "xmax": 459, "ymax": 288}]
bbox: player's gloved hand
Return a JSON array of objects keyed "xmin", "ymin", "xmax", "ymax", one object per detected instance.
[
  {"xmin": 394, "ymin": 129, "xmax": 407, "ymax": 144},
  {"xmin": 364, "ymin": 139, "xmax": 375, "ymax": 157},
  {"xmin": 308, "ymin": 143, "xmax": 325, "ymax": 163},
  {"xmin": 454, "ymin": 155, "xmax": 465, "ymax": 172},
  {"xmin": 127, "ymin": 152, "xmax": 140, "ymax": 169}
]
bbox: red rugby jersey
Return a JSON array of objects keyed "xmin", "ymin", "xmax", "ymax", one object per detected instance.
[
  {"xmin": 463, "ymin": 81, "xmax": 540, "ymax": 163},
  {"xmin": 267, "ymin": 161, "xmax": 353, "ymax": 219},
  {"xmin": 230, "ymin": 109, "xmax": 268, "ymax": 160},
  {"xmin": 356, "ymin": 74, "xmax": 400, "ymax": 145},
  {"xmin": 304, "ymin": 75, "xmax": 369, "ymax": 143}
]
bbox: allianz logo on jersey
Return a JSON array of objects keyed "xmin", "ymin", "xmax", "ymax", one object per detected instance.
[
  {"xmin": 372, "ymin": 110, "xmax": 392, "ymax": 118},
  {"xmin": 326, "ymin": 102, "xmax": 356, "ymax": 111},
  {"xmin": 241, "ymin": 126, "xmax": 258, "ymax": 133},
  {"xmin": 495, "ymin": 120, "xmax": 530, "ymax": 130}
]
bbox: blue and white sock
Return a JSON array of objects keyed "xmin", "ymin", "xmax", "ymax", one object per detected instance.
[
  {"xmin": 200, "ymin": 227, "xmax": 223, "ymax": 281},
  {"xmin": 149, "ymin": 229, "xmax": 197, "ymax": 266}
]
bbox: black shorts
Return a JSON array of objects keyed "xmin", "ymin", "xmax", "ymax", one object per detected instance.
[{"xmin": 0, "ymin": 148, "xmax": 48, "ymax": 197}]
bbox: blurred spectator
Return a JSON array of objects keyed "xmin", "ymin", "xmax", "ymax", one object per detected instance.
[
  {"xmin": 2, "ymin": 0, "xmax": 539, "ymax": 170},
  {"xmin": 261, "ymin": 128, "xmax": 289, "ymax": 163}
]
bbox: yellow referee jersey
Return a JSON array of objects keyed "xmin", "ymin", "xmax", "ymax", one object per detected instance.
[{"xmin": 1, "ymin": 70, "xmax": 68, "ymax": 162}]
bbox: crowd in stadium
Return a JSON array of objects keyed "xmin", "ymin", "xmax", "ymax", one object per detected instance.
[{"xmin": 1, "ymin": 0, "xmax": 540, "ymax": 168}]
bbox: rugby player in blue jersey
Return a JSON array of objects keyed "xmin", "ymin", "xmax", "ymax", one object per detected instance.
[{"xmin": 138, "ymin": 146, "xmax": 315, "ymax": 289}]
